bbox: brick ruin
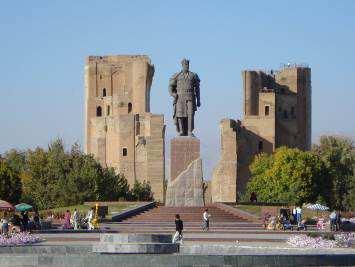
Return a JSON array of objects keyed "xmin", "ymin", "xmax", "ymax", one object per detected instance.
[
  {"xmin": 84, "ymin": 55, "xmax": 165, "ymax": 202},
  {"xmin": 211, "ymin": 65, "xmax": 312, "ymax": 202}
]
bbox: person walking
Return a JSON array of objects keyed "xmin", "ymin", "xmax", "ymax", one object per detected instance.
[
  {"xmin": 172, "ymin": 214, "xmax": 183, "ymax": 244},
  {"xmin": 202, "ymin": 208, "xmax": 211, "ymax": 231},
  {"xmin": 72, "ymin": 208, "xmax": 79, "ymax": 230}
]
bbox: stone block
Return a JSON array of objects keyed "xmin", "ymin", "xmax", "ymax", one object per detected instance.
[
  {"xmin": 170, "ymin": 137, "xmax": 200, "ymax": 182},
  {"xmin": 100, "ymin": 233, "xmax": 172, "ymax": 244},
  {"xmin": 165, "ymin": 158, "xmax": 204, "ymax": 207}
]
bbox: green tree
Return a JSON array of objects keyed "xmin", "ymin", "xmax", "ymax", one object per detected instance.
[
  {"xmin": 128, "ymin": 180, "xmax": 153, "ymax": 201},
  {"xmin": 65, "ymin": 149, "xmax": 100, "ymax": 204},
  {"xmin": 2, "ymin": 139, "xmax": 132, "ymax": 209},
  {"xmin": 0, "ymin": 159, "xmax": 22, "ymax": 203},
  {"xmin": 246, "ymin": 147, "xmax": 327, "ymax": 205},
  {"xmin": 96, "ymin": 168, "xmax": 129, "ymax": 201},
  {"xmin": 47, "ymin": 139, "xmax": 72, "ymax": 207},
  {"xmin": 25, "ymin": 147, "xmax": 52, "ymax": 209},
  {"xmin": 346, "ymin": 172, "xmax": 355, "ymax": 210},
  {"xmin": 114, "ymin": 173, "xmax": 129, "ymax": 200},
  {"xmin": 24, "ymin": 139, "xmax": 72, "ymax": 209},
  {"xmin": 3, "ymin": 149, "xmax": 26, "ymax": 174},
  {"xmin": 313, "ymin": 136, "xmax": 354, "ymax": 210}
]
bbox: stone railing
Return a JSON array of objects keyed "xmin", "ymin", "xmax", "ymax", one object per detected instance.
[
  {"xmin": 214, "ymin": 202, "xmax": 261, "ymax": 222},
  {"xmin": 111, "ymin": 202, "xmax": 156, "ymax": 222}
]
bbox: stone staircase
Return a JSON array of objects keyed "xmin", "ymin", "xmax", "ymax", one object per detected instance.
[
  {"xmin": 111, "ymin": 204, "xmax": 264, "ymax": 235},
  {"xmin": 106, "ymin": 205, "xmax": 316, "ymax": 243}
]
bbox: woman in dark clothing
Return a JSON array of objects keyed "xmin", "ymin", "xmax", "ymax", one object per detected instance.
[
  {"xmin": 34, "ymin": 212, "xmax": 41, "ymax": 230},
  {"xmin": 336, "ymin": 211, "xmax": 342, "ymax": 231},
  {"xmin": 173, "ymin": 214, "xmax": 183, "ymax": 244},
  {"xmin": 22, "ymin": 211, "xmax": 29, "ymax": 232}
]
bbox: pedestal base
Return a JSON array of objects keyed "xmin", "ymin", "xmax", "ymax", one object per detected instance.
[
  {"xmin": 170, "ymin": 137, "xmax": 200, "ymax": 182},
  {"xmin": 166, "ymin": 136, "xmax": 204, "ymax": 207}
]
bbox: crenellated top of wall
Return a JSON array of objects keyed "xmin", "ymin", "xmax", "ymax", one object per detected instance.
[{"xmin": 86, "ymin": 55, "xmax": 152, "ymax": 64}]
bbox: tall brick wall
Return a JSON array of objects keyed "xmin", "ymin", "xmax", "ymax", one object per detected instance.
[
  {"xmin": 84, "ymin": 55, "xmax": 165, "ymax": 202},
  {"xmin": 211, "ymin": 65, "xmax": 311, "ymax": 202}
]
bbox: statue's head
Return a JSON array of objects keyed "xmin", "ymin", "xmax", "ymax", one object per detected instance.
[{"xmin": 181, "ymin": 58, "xmax": 189, "ymax": 72}]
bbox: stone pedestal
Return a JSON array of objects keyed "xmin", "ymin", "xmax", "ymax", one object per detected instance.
[
  {"xmin": 170, "ymin": 137, "xmax": 200, "ymax": 182},
  {"xmin": 166, "ymin": 136, "xmax": 204, "ymax": 207}
]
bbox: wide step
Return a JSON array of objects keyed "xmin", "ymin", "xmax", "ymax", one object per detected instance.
[{"xmin": 112, "ymin": 204, "xmax": 262, "ymax": 234}]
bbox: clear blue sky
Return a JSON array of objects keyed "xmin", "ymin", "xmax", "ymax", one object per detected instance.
[{"xmin": 1, "ymin": 0, "xmax": 354, "ymax": 178}]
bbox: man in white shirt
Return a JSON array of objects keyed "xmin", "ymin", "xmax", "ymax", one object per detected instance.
[
  {"xmin": 292, "ymin": 207, "xmax": 297, "ymax": 223},
  {"xmin": 329, "ymin": 210, "xmax": 337, "ymax": 231},
  {"xmin": 202, "ymin": 209, "xmax": 211, "ymax": 231},
  {"xmin": 295, "ymin": 206, "xmax": 302, "ymax": 224}
]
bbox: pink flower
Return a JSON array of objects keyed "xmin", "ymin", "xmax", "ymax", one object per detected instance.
[
  {"xmin": 287, "ymin": 233, "xmax": 355, "ymax": 248},
  {"xmin": 0, "ymin": 233, "xmax": 41, "ymax": 247}
]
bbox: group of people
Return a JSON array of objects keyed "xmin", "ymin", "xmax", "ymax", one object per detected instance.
[
  {"xmin": 265, "ymin": 206, "xmax": 345, "ymax": 232},
  {"xmin": 172, "ymin": 208, "xmax": 211, "ymax": 244},
  {"xmin": 62, "ymin": 208, "xmax": 95, "ymax": 230},
  {"xmin": 0, "ymin": 211, "xmax": 39, "ymax": 235},
  {"xmin": 264, "ymin": 206, "xmax": 307, "ymax": 231}
]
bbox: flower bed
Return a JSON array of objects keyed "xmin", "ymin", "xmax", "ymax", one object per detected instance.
[
  {"xmin": 0, "ymin": 233, "xmax": 41, "ymax": 246},
  {"xmin": 288, "ymin": 233, "xmax": 355, "ymax": 248}
]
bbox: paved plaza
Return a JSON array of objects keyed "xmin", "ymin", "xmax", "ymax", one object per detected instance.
[{"xmin": 0, "ymin": 205, "xmax": 354, "ymax": 266}]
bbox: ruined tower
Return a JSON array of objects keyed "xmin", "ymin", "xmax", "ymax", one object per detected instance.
[
  {"xmin": 242, "ymin": 65, "xmax": 312, "ymax": 151},
  {"xmin": 84, "ymin": 55, "xmax": 165, "ymax": 202},
  {"xmin": 211, "ymin": 64, "xmax": 311, "ymax": 202}
]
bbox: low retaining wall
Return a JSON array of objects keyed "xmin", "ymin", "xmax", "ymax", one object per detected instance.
[
  {"xmin": 111, "ymin": 201, "xmax": 156, "ymax": 222},
  {"xmin": 215, "ymin": 202, "xmax": 261, "ymax": 222},
  {"xmin": 0, "ymin": 253, "xmax": 354, "ymax": 267},
  {"xmin": 236, "ymin": 202, "xmax": 289, "ymax": 206},
  {"xmin": 1, "ymin": 244, "xmax": 355, "ymax": 266}
]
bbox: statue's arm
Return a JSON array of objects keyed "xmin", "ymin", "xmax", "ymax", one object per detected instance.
[
  {"xmin": 168, "ymin": 74, "xmax": 178, "ymax": 97},
  {"xmin": 195, "ymin": 74, "xmax": 201, "ymax": 107}
]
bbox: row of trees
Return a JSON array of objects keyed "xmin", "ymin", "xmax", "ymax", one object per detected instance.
[
  {"xmin": 0, "ymin": 139, "xmax": 153, "ymax": 210},
  {"xmin": 245, "ymin": 136, "xmax": 355, "ymax": 210}
]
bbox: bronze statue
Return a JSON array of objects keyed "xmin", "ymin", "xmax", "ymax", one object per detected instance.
[{"xmin": 169, "ymin": 59, "xmax": 200, "ymax": 136}]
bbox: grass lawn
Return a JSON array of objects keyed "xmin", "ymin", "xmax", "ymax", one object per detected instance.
[
  {"xmin": 40, "ymin": 202, "xmax": 139, "ymax": 219},
  {"xmin": 235, "ymin": 204, "xmax": 330, "ymax": 219},
  {"xmin": 235, "ymin": 205, "xmax": 262, "ymax": 217}
]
